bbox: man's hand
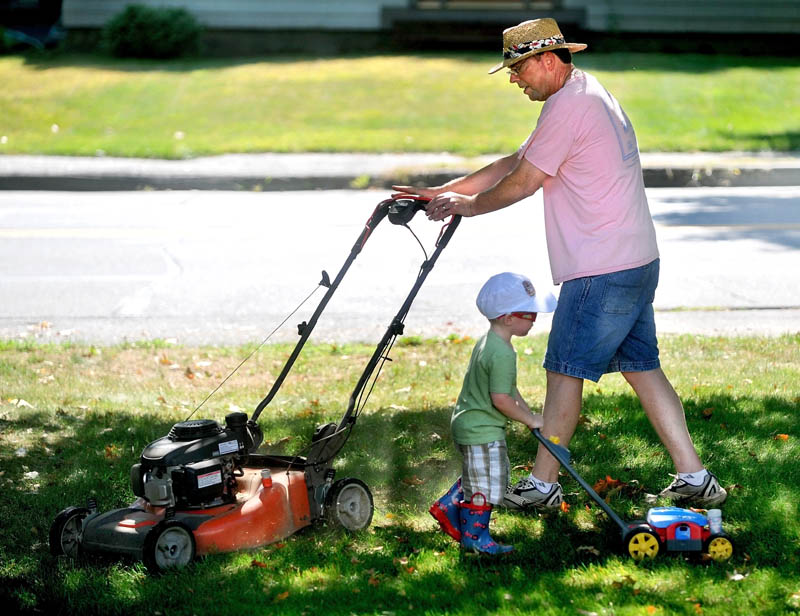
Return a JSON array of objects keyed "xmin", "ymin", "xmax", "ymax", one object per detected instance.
[
  {"xmin": 425, "ymin": 192, "xmax": 476, "ymax": 220},
  {"xmin": 391, "ymin": 185, "xmax": 441, "ymax": 201}
]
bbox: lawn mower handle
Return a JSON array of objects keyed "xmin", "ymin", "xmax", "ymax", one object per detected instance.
[
  {"xmin": 530, "ymin": 428, "xmax": 628, "ymax": 533},
  {"xmin": 250, "ymin": 197, "xmax": 430, "ymax": 425}
]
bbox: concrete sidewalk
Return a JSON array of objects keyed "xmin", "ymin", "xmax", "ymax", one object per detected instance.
[{"xmin": 2, "ymin": 151, "xmax": 800, "ymax": 191}]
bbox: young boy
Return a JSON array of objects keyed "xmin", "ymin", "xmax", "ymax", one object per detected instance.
[{"xmin": 429, "ymin": 272, "xmax": 556, "ymax": 555}]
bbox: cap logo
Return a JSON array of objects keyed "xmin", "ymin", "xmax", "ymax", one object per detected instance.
[{"xmin": 523, "ymin": 280, "xmax": 536, "ymax": 297}]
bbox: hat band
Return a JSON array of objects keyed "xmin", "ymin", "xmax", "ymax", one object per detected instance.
[{"xmin": 503, "ymin": 35, "xmax": 566, "ymax": 60}]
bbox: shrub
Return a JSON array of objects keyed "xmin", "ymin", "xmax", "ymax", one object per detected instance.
[{"xmin": 102, "ymin": 4, "xmax": 202, "ymax": 59}]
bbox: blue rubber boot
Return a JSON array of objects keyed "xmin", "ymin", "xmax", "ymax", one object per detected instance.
[
  {"xmin": 429, "ymin": 477, "xmax": 463, "ymax": 542},
  {"xmin": 459, "ymin": 493, "xmax": 514, "ymax": 555}
]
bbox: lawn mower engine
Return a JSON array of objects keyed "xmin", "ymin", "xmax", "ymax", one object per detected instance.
[{"xmin": 130, "ymin": 412, "xmax": 261, "ymax": 510}]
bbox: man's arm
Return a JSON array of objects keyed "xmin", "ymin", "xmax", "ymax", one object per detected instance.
[
  {"xmin": 392, "ymin": 153, "xmax": 519, "ymax": 200},
  {"xmin": 425, "ymin": 157, "xmax": 548, "ymax": 220}
]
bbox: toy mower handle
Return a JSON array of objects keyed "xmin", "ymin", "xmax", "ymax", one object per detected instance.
[
  {"xmin": 530, "ymin": 428, "xmax": 628, "ymax": 533},
  {"xmin": 531, "ymin": 428, "xmax": 572, "ymax": 465}
]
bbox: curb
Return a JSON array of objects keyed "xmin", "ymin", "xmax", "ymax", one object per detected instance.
[{"xmin": 1, "ymin": 153, "xmax": 799, "ymax": 191}]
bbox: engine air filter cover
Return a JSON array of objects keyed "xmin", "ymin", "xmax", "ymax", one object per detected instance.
[{"xmin": 169, "ymin": 419, "xmax": 222, "ymax": 441}]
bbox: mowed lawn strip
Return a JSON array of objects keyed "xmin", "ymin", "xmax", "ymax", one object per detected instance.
[{"xmin": 0, "ymin": 333, "xmax": 798, "ymax": 614}]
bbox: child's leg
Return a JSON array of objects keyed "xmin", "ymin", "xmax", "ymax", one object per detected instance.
[
  {"xmin": 429, "ymin": 477, "xmax": 463, "ymax": 541},
  {"xmin": 458, "ymin": 441, "xmax": 513, "ymax": 555}
]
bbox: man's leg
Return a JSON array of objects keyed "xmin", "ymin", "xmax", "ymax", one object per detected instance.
[
  {"xmin": 624, "ymin": 367, "xmax": 726, "ymax": 506},
  {"xmin": 622, "ymin": 368, "xmax": 702, "ymax": 473},
  {"xmin": 503, "ymin": 370, "xmax": 582, "ymax": 510},
  {"xmin": 532, "ymin": 370, "xmax": 585, "ymax": 482}
]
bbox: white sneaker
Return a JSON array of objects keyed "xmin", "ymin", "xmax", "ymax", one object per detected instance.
[{"xmin": 503, "ymin": 477, "xmax": 563, "ymax": 511}]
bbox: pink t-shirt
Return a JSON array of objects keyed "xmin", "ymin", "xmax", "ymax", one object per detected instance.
[{"xmin": 519, "ymin": 69, "xmax": 659, "ymax": 284}]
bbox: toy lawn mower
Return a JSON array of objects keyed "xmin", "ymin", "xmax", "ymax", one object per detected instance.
[
  {"xmin": 531, "ymin": 428, "xmax": 734, "ymax": 562},
  {"xmin": 49, "ymin": 197, "xmax": 460, "ymax": 573}
]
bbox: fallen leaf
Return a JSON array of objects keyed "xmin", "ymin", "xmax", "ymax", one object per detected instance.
[
  {"xmin": 402, "ymin": 475, "xmax": 424, "ymax": 486},
  {"xmin": 576, "ymin": 545, "xmax": 601, "ymax": 556},
  {"xmin": 250, "ymin": 559, "xmax": 268, "ymax": 568},
  {"xmin": 560, "ymin": 500, "xmax": 571, "ymax": 513},
  {"xmin": 368, "ymin": 576, "xmax": 380, "ymax": 586},
  {"xmin": 774, "ymin": 434, "xmax": 789, "ymax": 441},
  {"xmin": 104, "ymin": 444, "xmax": 121, "ymax": 459},
  {"xmin": 184, "ymin": 366, "xmax": 195, "ymax": 379},
  {"xmin": 158, "ymin": 353, "xmax": 171, "ymax": 365},
  {"xmin": 646, "ymin": 606, "xmax": 658, "ymax": 615},
  {"xmin": 274, "ymin": 591, "xmax": 289, "ymax": 602},
  {"xmin": 593, "ymin": 475, "xmax": 625, "ymax": 495},
  {"xmin": 702, "ymin": 407, "xmax": 714, "ymax": 419}
]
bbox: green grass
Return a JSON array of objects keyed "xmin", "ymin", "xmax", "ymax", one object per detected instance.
[
  {"xmin": 1, "ymin": 334, "xmax": 799, "ymax": 615},
  {"xmin": 1, "ymin": 52, "xmax": 799, "ymax": 157}
]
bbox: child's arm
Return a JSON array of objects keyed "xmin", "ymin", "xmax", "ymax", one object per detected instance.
[{"xmin": 490, "ymin": 392, "xmax": 543, "ymax": 430}]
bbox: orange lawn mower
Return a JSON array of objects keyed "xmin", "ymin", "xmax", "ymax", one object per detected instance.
[{"xmin": 49, "ymin": 197, "xmax": 460, "ymax": 573}]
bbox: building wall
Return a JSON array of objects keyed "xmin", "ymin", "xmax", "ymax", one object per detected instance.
[
  {"xmin": 62, "ymin": 0, "xmax": 800, "ymax": 34},
  {"xmin": 62, "ymin": 0, "xmax": 410, "ymax": 30},
  {"xmin": 563, "ymin": 0, "xmax": 800, "ymax": 34}
]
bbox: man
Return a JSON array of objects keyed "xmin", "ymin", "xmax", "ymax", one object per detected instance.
[{"xmin": 392, "ymin": 18, "xmax": 726, "ymax": 509}]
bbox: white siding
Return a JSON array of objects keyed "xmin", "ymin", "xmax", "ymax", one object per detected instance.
[
  {"xmin": 563, "ymin": 0, "xmax": 800, "ymax": 33},
  {"xmin": 62, "ymin": 0, "xmax": 411, "ymax": 30}
]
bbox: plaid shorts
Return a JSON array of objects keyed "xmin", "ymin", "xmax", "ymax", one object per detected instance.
[{"xmin": 457, "ymin": 440, "xmax": 510, "ymax": 506}]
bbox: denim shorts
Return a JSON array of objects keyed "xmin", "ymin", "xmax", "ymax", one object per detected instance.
[{"xmin": 543, "ymin": 259, "xmax": 661, "ymax": 382}]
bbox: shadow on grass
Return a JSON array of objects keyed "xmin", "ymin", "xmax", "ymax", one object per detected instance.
[
  {"xmin": 15, "ymin": 50, "xmax": 800, "ymax": 73},
  {"xmin": 1, "ymin": 389, "xmax": 798, "ymax": 614}
]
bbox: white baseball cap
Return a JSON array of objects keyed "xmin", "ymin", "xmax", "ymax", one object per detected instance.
[{"xmin": 476, "ymin": 272, "xmax": 557, "ymax": 319}]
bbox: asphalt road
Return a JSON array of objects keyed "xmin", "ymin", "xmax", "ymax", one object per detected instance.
[{"xmin": 1, "ymin": 186, "xmax": 798, "ymax": 345}]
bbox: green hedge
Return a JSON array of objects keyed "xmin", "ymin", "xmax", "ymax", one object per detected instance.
[{"xmin": 102, "ymin": 4, "xmax": 202, "ymax": 59}]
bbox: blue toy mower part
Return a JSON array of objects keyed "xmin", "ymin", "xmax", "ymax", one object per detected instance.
[{"xmin": 530, "ymin": 429, "xmax": 733, "ymax": 562}]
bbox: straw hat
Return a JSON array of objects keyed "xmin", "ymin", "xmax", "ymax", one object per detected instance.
[{"xmin": 488, "ymin": 18, "xmax": 587, "ymax": 74}]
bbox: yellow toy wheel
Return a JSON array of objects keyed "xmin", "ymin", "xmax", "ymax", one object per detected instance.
[
  {"xmin": 705, "ymin": 534, "xmax": 734, "ymax": 562},
  {"xmin": 625, "ymin": 527, "xmax": 661, "ymax": 560}
]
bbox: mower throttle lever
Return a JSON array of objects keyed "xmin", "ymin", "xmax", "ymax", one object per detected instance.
[{"xmin": 319, "ymin": 270, "xmax": 331, "ymax": 288}]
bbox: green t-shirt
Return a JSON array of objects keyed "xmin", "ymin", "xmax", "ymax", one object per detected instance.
[{"xmin": 451, "ymin": 330, "xmax": 517, "ymax": 445}]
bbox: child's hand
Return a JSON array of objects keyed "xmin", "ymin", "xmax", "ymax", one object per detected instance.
[{"xmin": 526, "ymin": 413, "xmax": 544, "ymax": 430}]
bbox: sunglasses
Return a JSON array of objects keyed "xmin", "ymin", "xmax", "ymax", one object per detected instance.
[
  {"xmin": 506, "ymin": 57, "xmax": 531, "ymax": 76},
  {"xmin": 508, "ymin": 312, "xmax": 537, "ymax": 321}
]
